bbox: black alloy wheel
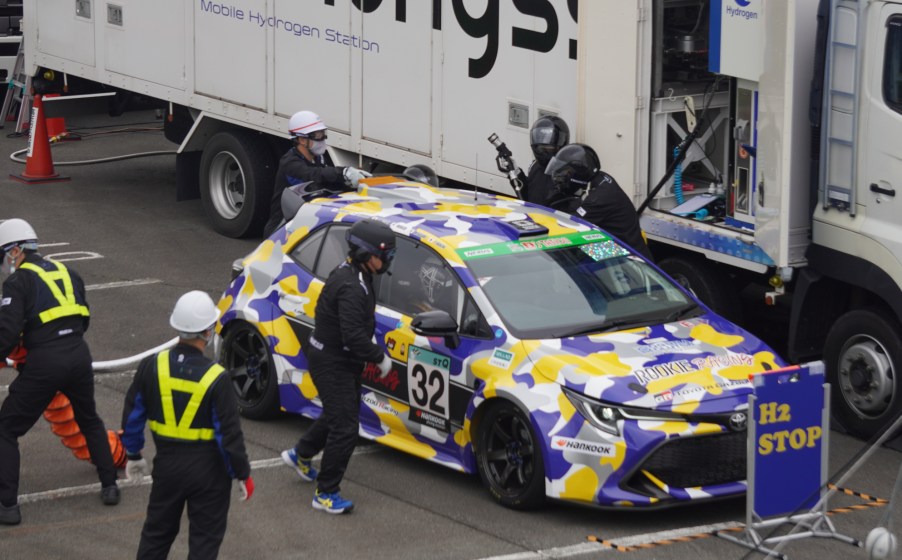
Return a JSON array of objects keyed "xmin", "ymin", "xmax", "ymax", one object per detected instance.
[
  {"xmin": 222, "ymin": 322, "xmax": 279, "ymax": 419},
  {"xmin": 475, "ymin": 401, "xmax": 545, "ymax": 509}
]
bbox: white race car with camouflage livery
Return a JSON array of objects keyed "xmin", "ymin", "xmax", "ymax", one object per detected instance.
[{"xmin": 215, "ymin": 176, "xmax": 783, "ymax": 509}]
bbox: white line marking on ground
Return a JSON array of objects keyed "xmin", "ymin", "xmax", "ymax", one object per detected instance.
[
  {"xmin": 45, "ymin": 251, "xmax": 103, "ymax": 262},
  {"xmin": 38, "ymin": 243, "xmax": 70, "ymax": 248},
  {"xmin": 17, "ymin": 447, "xmax": 384, "ymax": 505},
  {"xmin": 86, "ymin": 278, "xmax": 162, "ymax": 291},
  {"xmin": 471, "ymin": 521, "xmax": 744, "ymax": 560}
]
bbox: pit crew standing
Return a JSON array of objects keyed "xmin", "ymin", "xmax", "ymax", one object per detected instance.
[
  {"xmin": 495, "ymin": 116, "xmax": 570, "ymax": 206},
  {"xmin": 545, "ymin": 143, "xmax": 655, "ymax": 262},
  {"xmin": 0, "ymin": 219, "xmax": 120, "ymax": 526},
  {"xmin": 121, "ymin": 291, "xmax": 252, "ymax": 558},
  {"xmin": 263, "ymin": 110, "xmax": 372, "ymax": 237},
  {"xmin": 281, "ymin": 219, "xmax": 396, "ymax": 514}
]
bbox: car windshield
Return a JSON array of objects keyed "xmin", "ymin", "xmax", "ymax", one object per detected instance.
[{"xmin": 459, "ymin": 232, "xmax": 698, "ymax": 339}]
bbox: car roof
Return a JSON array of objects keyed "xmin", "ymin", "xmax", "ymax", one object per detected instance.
[{"xmin": 293, "ymin": 177, "xmax": 607, "ymax": 259}]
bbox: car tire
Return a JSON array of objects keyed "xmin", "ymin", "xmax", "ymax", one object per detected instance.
[
  {"xmin": 221, "ymin": 322, "xmax": 280, "ymax": 419},
  {"xmin": 658, "ymin": 256, "xmax": 743, "ymax": 323},
  {"xmin": 825, "ymin": 308, "xmax": 902, "ymax": 439},
  {"xmin": 475, "ymin": 400, "xmax": 545, "ymax": 509},
  {"xmin": 199, "ymin": 130, "xmax": 275, "ymax": 238}
]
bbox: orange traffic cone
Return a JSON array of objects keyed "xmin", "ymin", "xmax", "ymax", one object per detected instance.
[
  {"xmin": 9, "ymin": 93, "xmax": 70, "ymax": 184},
  {"xmin": 43, "ymin": 392, "xmax": 127, "ymax": 468},
  {"xmin": 43, "ymin": 93, "xmax": 69, "ymax": 140}
]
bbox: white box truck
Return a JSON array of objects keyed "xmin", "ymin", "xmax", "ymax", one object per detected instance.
[{"xmin": 22, "ymin": 0, "xmax": 902, "ymax": 439}]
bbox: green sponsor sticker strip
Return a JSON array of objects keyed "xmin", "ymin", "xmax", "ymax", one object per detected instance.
[{"xmin": 456, "ymin": 231, "xmax": 616, "ymax": 260}]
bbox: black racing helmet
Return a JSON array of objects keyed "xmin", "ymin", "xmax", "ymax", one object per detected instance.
[
  {"xmin": 545, "ymin": 143, "xmax": 600, "ymax": 196},
  {"xmin": 530, "ymin": 115, "xmax": 570, "ymax": 166},
  {"xmin": 346, "ymin": 219, "xmax": 397, "ymax": 273},
  {"xmin": 402, "ymin": 164, "xmax": 440, "ymax": 188}
]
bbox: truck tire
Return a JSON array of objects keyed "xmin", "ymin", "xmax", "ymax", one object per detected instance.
[
  {"xmin": 825, "ymin": 308, "xmax": 902, "ymax": 439},
  {"xmin": 658, "ymin": 256, "xmax": 743, "ymax": 323},
  {"xmin": 200, "ymin": 131, "xmax": 275, "ymax": 238}
]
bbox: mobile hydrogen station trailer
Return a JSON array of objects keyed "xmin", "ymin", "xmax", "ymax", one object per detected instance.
[{"xmin": 21, "ymin": 0, "xmax": 902, "ymax": 439}]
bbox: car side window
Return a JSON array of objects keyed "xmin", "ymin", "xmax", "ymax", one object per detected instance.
[
  {"xmin": 288, "ymin": 227, "xmax": 327, "ymax": 273},
  {"xmin": 378, "ymin": 238, "xmax": 489, "ymax": 337},
  {"xmin": 315, "ymin": 224, "xmax": 350, "ymax": 279}
]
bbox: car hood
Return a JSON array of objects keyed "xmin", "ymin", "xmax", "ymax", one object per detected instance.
[{"xmin": 524, "ymin": 316, "xmax": 783, "ymax": 414}]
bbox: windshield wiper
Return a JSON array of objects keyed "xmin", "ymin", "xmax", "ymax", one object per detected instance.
[
  {"xmin": 664, "ymin": 303, "xmax": 702, "ymax": 323},
  {"xmin": 553, "ymin": 317, "xmax": 649, "ymax": 338},
  {"xmin": 553, "ymin": 304, "xmax": 702, "ymax": 338}
]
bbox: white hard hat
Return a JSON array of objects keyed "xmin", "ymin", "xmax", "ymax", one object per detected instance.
[
  {"xmin": 169, "ymin": 290, "xmax": 221, "ymax": 334},
  {"xmin": 288, "ymin": 110, "xmax": 327, "ymax": 138},
  {"xmin": 0, "ymin": 219, "xmax": 38, "ymax": 251}
]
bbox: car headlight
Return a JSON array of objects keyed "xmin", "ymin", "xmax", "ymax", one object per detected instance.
[
  {"xmin": 563, "ymin": 387, "xmax": 623, "ymax": 436},
  {"xmin": 563, "ymin": 387, "xmax": 695, "ymax": 437}
]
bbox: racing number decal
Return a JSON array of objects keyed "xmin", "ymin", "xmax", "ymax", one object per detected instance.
[{"xmin": 407, "ymin": 346, "xmax": 451, "ymax": 431}]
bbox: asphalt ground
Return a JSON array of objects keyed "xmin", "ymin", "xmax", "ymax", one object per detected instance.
[{"xmin": 0, "ymin": 111, "xmax": 900, "ymax": 560}]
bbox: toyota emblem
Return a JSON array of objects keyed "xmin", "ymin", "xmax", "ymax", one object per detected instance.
[{"xmin": 729, "ymin": 412, "xmax": 748, "ymax": 432}]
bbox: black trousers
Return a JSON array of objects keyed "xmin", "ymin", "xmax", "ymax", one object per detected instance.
[
  {"xmin": 137, "ymin": 446, "xmax": 232, "ymax": 560},
  {"xmin": 0, "ymin": 337, "xmax": 117, "ymax": 505},
  {"xmin": 294, "ymin": 346, "xmax": 362, "ymax": 494}
]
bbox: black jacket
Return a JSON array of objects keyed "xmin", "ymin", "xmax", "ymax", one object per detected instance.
[
  {"xmin": 121, "ymin": 344, "xmax": 251, "ymax": 480},
  {"xmin": 522, "ymin": 160, "xmax": 557, "ymax": 207},
  {"xmin": 0, "ymin": 253, "xmax": 90, "ymax": 358},
  {"xmin": 310, "ymin": 260, "xmax": 382, "ymax": 364},
  {"xmin": 564, "ymin": 172, "xmax": 655, "ymax": 262},
  {"xmin": 264, "ymin": 148, "xmax": 350, "ymax": 237}
]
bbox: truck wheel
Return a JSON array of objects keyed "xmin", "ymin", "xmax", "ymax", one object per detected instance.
[
  {"xmin": 475, "ymin": 401, "xmax": 545, "ymax": 509},
  {"xmin": 825, "ymin": 309, "xmax": 902, "ymax": 439},
  {"xmin": 658, "ymin": 256, "xmax": 743, "ymax": 322},
  {"xmin": 221, "ymin": 322, "xmax": 280, "ymax": 419},
  {"xmin": 200, "ymin": 131, "xmax": 275, "ymax": 238}
]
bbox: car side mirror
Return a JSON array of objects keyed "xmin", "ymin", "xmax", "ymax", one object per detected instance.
[{"xmin": 411, "ymin": 310, "xmax": 460, "ymax": 350}]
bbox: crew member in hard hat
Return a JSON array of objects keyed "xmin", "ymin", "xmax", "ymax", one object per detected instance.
[
  {"xmin": 121, "ymin": 291, "xmax": 252, "ymax": 557},
  {"xmin": 263, "ymin": 110, "xmax": 372, "ymax": 237},
  {"xmin": 545, "ymin": 143, "xmax": 654, "ymax": 262},
  {"xmin": 281, "ymin": 219, "xmax": 396, "ymax": 514},
  {"xmin": 0, "ymin": 219, "xmax": 120, "ymax": 526}
]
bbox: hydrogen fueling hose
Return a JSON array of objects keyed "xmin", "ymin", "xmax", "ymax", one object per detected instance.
[
  {"xmin": 9, "ymin": 146, "xmax": 176, "ymax": 165},
  {"xmin": 5, "ymin": 336, "xmax": 178, "ymax": 372}
]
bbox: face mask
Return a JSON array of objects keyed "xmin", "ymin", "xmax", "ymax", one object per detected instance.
[
  {"xmin": 309, "ymin": 140, "xmax": 328, "ymax": 156},
  {"xmin": 4, "ymin": 250, "xmax": 17, "ymax": 275}
]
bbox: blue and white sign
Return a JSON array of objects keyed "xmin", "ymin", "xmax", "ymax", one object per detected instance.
[
  {"xmin": 751, "ymin": 362, "xmax": 826, "ymax": 518},
  {"xmin": 709, "ymin": 0, "xmax": 764, "ymax": 81}
]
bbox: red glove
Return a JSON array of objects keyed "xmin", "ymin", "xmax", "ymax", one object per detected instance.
[{"xmin": 238, "ymin": 476, "xmax": 255, "ymax": 501}]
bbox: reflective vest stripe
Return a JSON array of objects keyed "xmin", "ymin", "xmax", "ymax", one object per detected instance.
[
  {"xmin": 149, "ymin": 350, "xmax": 225, "ymax": 441},
  {"xmin": 19, "ymin": 261, "xmax": 90, "ymax": 323}
]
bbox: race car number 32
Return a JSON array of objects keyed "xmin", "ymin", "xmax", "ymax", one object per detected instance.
[{"xmin": 407, "ymin": 346, "xmax": 451, "ymax": 430}]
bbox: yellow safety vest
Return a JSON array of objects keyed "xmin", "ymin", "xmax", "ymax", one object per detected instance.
[
  {"xmin": 19, "ymin": 261, "xmax": 90, "ymax": 323},
  {"xmin": 149, "ymin": 350, "xmax": 225, "ymax": 441}
]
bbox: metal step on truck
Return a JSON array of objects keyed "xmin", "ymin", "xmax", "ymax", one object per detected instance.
[{"xmin": 21, "ymin": 0, "xmax": 902, "ymax": 440}]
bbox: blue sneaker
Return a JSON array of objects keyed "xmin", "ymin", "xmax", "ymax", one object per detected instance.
[
  {"xmin": 312, "ymin": 489, "xmax": 354, "ymax": 514},
  {"xmin": 281, "ymin": 448, "xmax": 317, "ymax": 482}
]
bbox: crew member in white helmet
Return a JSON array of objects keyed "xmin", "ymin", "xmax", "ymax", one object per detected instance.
[{"xmin": 264, "ymin": 110, "xmax": 371, "ymax": 236}]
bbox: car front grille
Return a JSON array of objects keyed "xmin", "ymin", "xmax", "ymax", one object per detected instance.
[{"xmin": 630, "ymin": 431, "xmax": 747, "ymax": 490}]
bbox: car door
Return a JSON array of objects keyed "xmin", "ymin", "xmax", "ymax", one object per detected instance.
[
  {"xmin": 361, "ymin": 237, "xmax": 495, "ymax": 465},
  {"xmin": 276, "ymin": 224, "xmax": 350, "ymax": 414}
]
